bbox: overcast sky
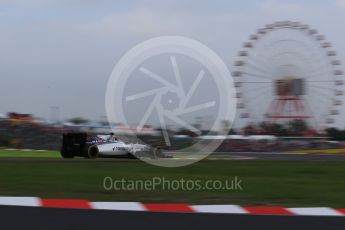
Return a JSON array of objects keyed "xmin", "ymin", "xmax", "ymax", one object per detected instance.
[{"xmin": 1, "ymin": 0, "xmax": 345, "ymax": 127}]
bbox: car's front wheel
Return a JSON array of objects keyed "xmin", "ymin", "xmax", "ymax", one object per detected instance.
[
  {"xmin": 126, "ymin": 152, "xmax": 137, "ymax": 159},
  {"xmin": 153, "ymin": 146, "xmax": 163, "ymax": 158}
]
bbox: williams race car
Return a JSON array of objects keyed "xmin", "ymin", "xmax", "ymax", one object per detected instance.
[{"xmin": 60, "ymin": 133, "xmax": 162, "ymax": 159}]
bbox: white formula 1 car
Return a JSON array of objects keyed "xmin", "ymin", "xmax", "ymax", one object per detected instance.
[{"xmin": 60, "ymin": 133, "xmax": 161, "ymax": 159}]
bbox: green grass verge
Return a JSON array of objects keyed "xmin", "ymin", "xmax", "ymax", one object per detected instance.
[
  {"xmin": 0, "ymin": 152, "xmax": 345, "ymax": 207},
  {"xmin": 0, "ymin": 149, "xmax": 60, "ymax": 158},
  {"xmin": 289, "ymin": 149, "xmax": 345, "ymax": 154}
]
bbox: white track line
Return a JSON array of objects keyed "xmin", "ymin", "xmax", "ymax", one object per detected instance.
[
  {"xmin": 91, "ymin": 202, "xmax": 145, "ymax": 211},
  {"xmin": 288, "ymin": 207, "xmax": 343, "ymax": 216},
  {"xmin": 192, "ymin": 205, "xmax": 248, "ymax": 214},
  {"xmin": 0, "ymin": 197, "xmax": 40, "ymax": 207}
]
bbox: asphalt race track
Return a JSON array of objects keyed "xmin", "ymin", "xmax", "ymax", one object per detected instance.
[
  {"xmin": 1, "ymin": 205, "xmax": 345, "ymax": 230},
  {"xmin": 212, "ymin": 152, "xmax": 345, "ymax": 161}
]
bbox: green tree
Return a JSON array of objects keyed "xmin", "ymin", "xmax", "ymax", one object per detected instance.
[
  {"xmin": 326, "ymin": 128, "xmax": 345, "ymax": 141},
  {"xmin": 259, "ymin": 122, "xmax": 288, "ymax": 136},
  {"xmin": 67, "ymin": 117, "xmax": 89, "ymax": 125},
  {"xmin": 288, "ymin": 119, "xmax": 308, "ymax": 136}
]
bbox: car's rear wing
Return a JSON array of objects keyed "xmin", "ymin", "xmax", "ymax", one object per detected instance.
[{"xmin": 61, "ymin": 133, "xmax": 88, "ymax": 157}]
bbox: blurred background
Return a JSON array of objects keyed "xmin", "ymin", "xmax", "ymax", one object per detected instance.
[{"xmin": 1, "ymin": 0, "xmax": 345, "ymax": 153}]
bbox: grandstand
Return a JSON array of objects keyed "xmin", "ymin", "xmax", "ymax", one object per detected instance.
[{"xmin": 0, "ymin": 112, "xmax": 342, "ymax": 152}]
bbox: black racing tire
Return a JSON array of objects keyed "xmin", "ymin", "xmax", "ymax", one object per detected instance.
[
  {"xmin": 127, "ymin": 152, "xmax": 137, "ymax": 159},
  {"xmin": 60, "ymin": 148, "xmax": 75, "ymax": 159},
  {"xmin": 87, "ymin": 145, "xmax": 99, "ymax": 159},
  {"xmin": 153, "ymin": 146, "xmax": 163, "ymax": 158}
]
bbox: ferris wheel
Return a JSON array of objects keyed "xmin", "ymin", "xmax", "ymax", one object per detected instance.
[{"xmin": 233, "ymin": 21, "xmax": 344, "ymax": 128}]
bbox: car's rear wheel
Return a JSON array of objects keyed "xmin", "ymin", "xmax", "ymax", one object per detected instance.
[{"xmin": 87, "ymin": 145, "xmax": 99, "ymax": 159}]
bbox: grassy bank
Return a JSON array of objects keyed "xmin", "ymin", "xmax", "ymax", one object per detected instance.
[
  {"xmin": 0, "ymin": 149, "xmax": 59, "ymax": 158},
  {"xmin": 0, "ymin": 153, "xmax": 344, "ymax": 207},
  {"xmin": 289, "ymin": 149, "xmax": 345, "ymax": 154}
]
